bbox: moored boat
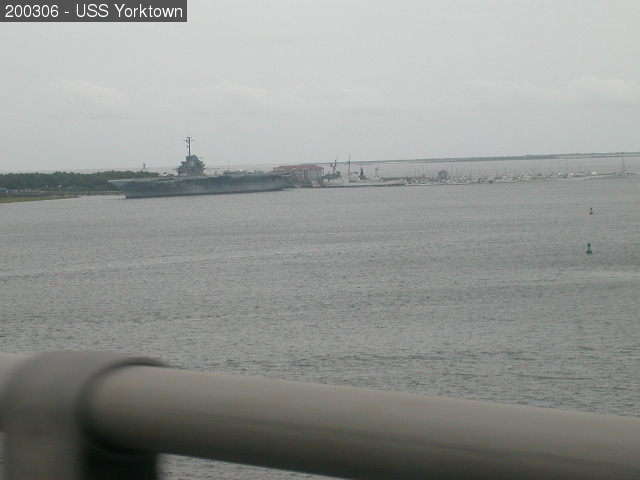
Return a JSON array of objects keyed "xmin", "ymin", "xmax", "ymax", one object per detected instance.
[{"xmin": 109, "ymin": 138, "xmax": 290, "ymax": 199}]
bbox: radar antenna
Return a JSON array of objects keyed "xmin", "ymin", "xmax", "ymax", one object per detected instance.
[{"xmin": 178, "ymin": 137, "xmax": 205, "ymax": 176}]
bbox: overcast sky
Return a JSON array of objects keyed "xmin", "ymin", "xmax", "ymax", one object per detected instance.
[{"xmin": 1, "ymin": 0, "xmax": 640, "ymax": 171}]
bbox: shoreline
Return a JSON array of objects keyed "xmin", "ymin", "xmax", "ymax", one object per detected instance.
[{"xmin": 0, "ymin": 195, "xmax": 78, "ymax": 204}]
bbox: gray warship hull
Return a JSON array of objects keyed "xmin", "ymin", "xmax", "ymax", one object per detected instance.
[{"xmin": 110, "ymin": 173, "xmax": 289, "ymax": 199}]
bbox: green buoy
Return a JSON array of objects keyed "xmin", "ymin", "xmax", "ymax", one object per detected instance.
[{"xmin": 586, "ymin": 243, "xmax": 593, "ymax": 255}]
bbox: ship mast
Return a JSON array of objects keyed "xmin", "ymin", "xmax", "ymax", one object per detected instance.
[{"xmin": 185, "ymin": 136, "xmax": 193, "ymax": 158}]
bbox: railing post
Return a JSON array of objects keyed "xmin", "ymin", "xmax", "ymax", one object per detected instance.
[{"xmin": 1, "ymin": 352, "xmax": 163, "ymax": 480}]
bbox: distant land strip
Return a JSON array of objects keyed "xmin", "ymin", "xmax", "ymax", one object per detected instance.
[
  {"xmin": 0, "ymin": 194, "xmax": 78, "ymax": 204},
  {"xmin": 315, "ymin": 151, "xmax": 640, "ymax": 166},
  {"xmin": 0, "ymin": 170, "xmax": 157, "ymax": 191}
]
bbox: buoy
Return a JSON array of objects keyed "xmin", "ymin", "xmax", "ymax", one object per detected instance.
[
  {"xmin": 589, "ymin": 207, "xmax": 593, "ymax": 215},
  {"xmin": 586, "ymin": 243, "xmax": 593, "ymax": 255}
]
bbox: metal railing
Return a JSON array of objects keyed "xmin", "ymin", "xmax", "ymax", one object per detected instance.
[{"xmin": 1, "ymin": 351, "xmax": 639, "ymax": 479}]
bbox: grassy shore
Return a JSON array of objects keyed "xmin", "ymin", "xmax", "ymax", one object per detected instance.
[{"xmin": 0, "ymin": 195, "xmax": 78, "ymax": 204}]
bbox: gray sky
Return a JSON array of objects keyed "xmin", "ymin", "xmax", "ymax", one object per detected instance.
[{"xmin": 2, "ymin": 0, "xmax": 640, "ymax": 171}]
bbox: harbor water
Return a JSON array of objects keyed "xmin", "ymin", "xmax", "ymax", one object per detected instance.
[{"xmin": 1, "ymin": 175, "xmax": 639, "ymax": 479}]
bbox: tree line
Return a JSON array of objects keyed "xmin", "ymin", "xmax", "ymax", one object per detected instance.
[{"xmin": 0, "ymin": 170, "xmax": 158, "ymax": 191}]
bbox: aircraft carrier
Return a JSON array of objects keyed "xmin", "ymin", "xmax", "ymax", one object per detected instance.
[{"xmin": 109, "ymin": 138, "xmax": 290, "ymax": 199}]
